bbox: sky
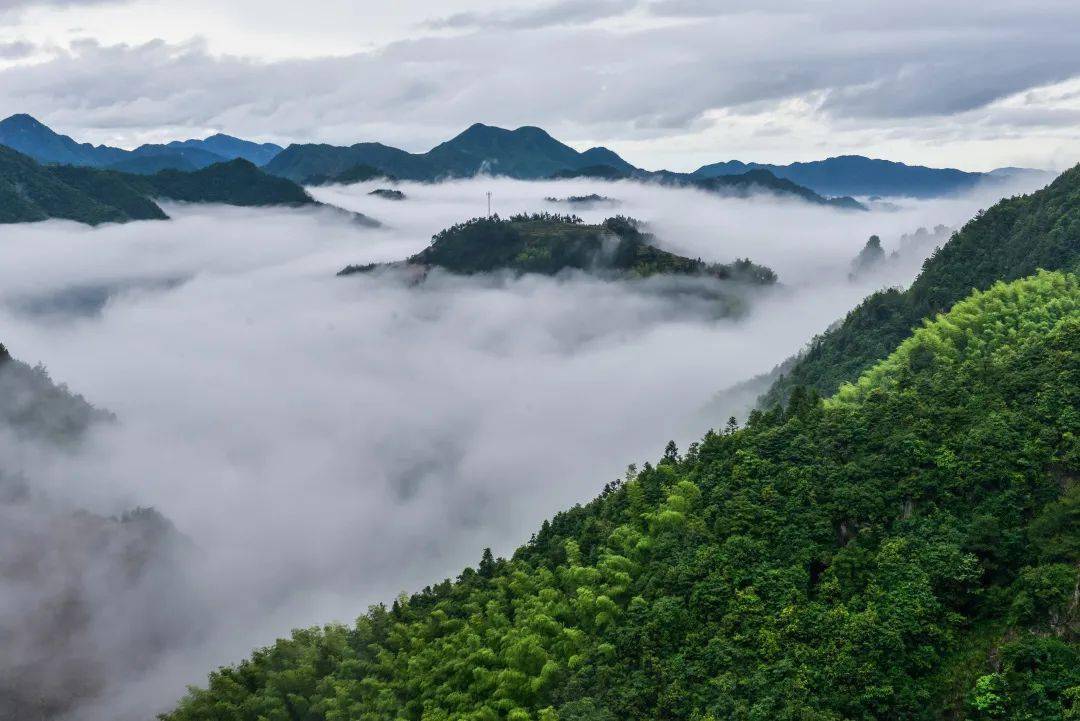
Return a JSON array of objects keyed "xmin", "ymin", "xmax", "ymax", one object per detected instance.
[{"xmin": 1, "ymin": 0, "xmax": 1079, "ymax": 171}]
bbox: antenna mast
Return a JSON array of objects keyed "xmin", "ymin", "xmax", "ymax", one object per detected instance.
[{"xmin": 486, "ymin": 191, "xmax": 492, "ymax": 218}]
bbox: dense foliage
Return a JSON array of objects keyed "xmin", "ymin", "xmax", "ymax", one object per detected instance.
[
  {"xmin": 165, "ymin": 270, "xmax": 1079, "ymax": 721},
  {"xmin": 131, "ymin": 159, "xmax": 315, "ymax": 207},
  {"xmin": 340, "ymin": 214, "xmax": 777, "ymax": 284},
  {"xmin": 763, "ymin": 165, "xmax": 1080, "ymax": 406},
  {"xmin": 48, "ymin": 165, "xmax": 170, "ymax": 220},
  {"xmin": 0, "ymin": 145, "xmax": 161, "ymax": 224},
  {"xmin": 303, "ymin": 164, "xmax": 392, "ymax": 186}
]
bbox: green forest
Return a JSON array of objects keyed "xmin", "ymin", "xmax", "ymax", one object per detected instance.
[
  {"xmin": 164, "ymin": 268, "xmax": 1079, "ymax": 721},
  {"xmin": 763, "ymin": 165, "xmax": 1080, "ymax": 406}
]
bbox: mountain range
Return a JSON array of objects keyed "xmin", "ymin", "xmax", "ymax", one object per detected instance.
[
  {"xmin": 692, "ymin": 155, "xmax": 1050, "ymax": 198},
  {"xmin": 0, "ymin": 114, "xmax": 283, "ymax": 173},
  {"xmin": 0, "ymin": 114, "xmax": 1045, "ymax": 199},
  {"xmin": 0, "ymin": 144, "xmax": 371, "ymax": 225},
  {"xmin": 263, "ymin": 123, "xmax": 638, "ymax": 183}
]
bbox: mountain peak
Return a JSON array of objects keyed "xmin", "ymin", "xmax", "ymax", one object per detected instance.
[
  {"xmin": 0, "ymin": 113, "xmax": 131, "ymax": 167},
  {"xmin": 455, "ymin": 122, "xmax": 504, "ymax": 139},
  {"xmin": 0, "ymin": 114, "xmax": 54, "ymax": 134},
  {"xmin": 511, "ymin": 125, "xmax": 554, "ymax": 138}
]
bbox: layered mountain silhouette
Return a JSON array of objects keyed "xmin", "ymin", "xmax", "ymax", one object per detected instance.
[
  {"xmin": 265, "ymin": 123, "xmax": 865, "ymax": 208},
  {"xmin": 0, "ymin": 114, "xmax": 283, "ymax": 174},
  {"xmin": 165, "ymin": 133, "xmax": 283, "ymax": 165},
  {"xmin": 0, "ymin": 145, "xmax": 370, "ymax": 225},
  {"xmin": 1, "ymin": 114, "xmax": 1045, "ymax": 199},
  {"xmin": 264, "ymin": 123, "xmax": 637, "ymax": 183},
  {"xmin": 693, "ymin": 155, "xmax": 1050, "ymax": 198},
  {"xmin": 0, "ymin": 113, "xmax": 129, "ymax": 167}
]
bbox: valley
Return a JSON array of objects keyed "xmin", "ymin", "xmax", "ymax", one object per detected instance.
[{"xmin": 0, "ymin": 4, "xmax": 1076, "ymax": 717}]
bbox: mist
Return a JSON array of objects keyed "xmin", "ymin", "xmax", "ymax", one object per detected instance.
[{"xmin": 0, "ymin": 174, "xmax": 1046, "ymax": 720}]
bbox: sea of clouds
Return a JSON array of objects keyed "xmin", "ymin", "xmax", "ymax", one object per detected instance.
[{"xmin": 0, "ymin": 174, "xmax": 1044, "ymax": 719}]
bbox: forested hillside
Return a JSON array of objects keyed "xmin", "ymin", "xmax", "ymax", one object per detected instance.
[
  {"xmin": 129, "ymin": 159, "xmax": 314, "ymax": 207},
  {"xmin": 762, "ymin": 165, "xmax": 1080, "ymax": 406},
  {"xmin": 0, "ymin": 146, "xmax": 354, "ymax": 225},
  {"xmin": 0, "ymin": 145, "xmax": 165, "ymax": 224},
  {"xmin": 165, "ymin": 270, "xmax": 1079, "ymax": 721}
]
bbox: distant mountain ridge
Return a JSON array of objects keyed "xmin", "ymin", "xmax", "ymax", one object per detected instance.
[
  {"xmin": 553, "ymin": 164, "xmax": 865, "ymax": 210},
  {"xmin": 0, "ymin": 114, "xmax": 284, "ymax": 174},
  {"xmin": 1, "ymin": 114, "xmax": 1045, "ymax": 198},
  {"xmin": 264, "ymin": 123, "xmax": 638, "ymax": 183},
  {"xmin": 266, "ymin": 124, "xmax": 865, "ymax": 209},
  {"xmin": 693, "ymin": 154, "xmax": 1050, "ymax": 198},
  {"xmin": 166, "ymin": 133, "xmax": 283, "ymax": 165},
  {"xmin": 0, "ymin": 113, "xmax": 128, "ymax": 167}
]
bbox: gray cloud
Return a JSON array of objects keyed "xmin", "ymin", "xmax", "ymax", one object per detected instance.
[
  {"xmin": 0, "ymin": 0, "xmax": 115, "ymax": 11},
  {"xmin": 1, "ymin": 1, "xmax": 1078, "ymax": 163},
  {"xmin": 426, "ymin": 0, "xmax": 638, "ymax": 30},
  {"xmin": 0, "ymin": 40, "xmax": 34, "ymax": 58}
]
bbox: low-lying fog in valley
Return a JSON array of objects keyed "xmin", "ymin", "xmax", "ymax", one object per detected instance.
[{"xmin": 0, "ymin": 175, "xmax": 1044, "ymax": 720}]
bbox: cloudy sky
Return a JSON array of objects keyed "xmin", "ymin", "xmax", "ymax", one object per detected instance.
[{"xmin": 1, "ymin": 0, "xmax": 1079, "ymax": 171}]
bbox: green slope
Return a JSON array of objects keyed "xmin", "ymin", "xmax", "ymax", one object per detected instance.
[
  {"xmin": 48, "ymin": 165, "xmax": 169, "ymax": 221},
  {"xmin": 0, "ymin": 145, "xmax": 157, "ymax": 224},
  {"xmin": 164, "ymin": 270, "xmax": 1079, "ymax": 721},
  {"xmin": 130, "ymin": 159, "xmax": 316, "ymax": 207},
  {"xmin": 303, "ymin": 164, "xmax": 392, "ymax": 186},
  {"xmin": 762, "ymin": 164, "xmax": 1080, "ymax": 407},
  {"xmin": 0, "ymin": 147, "xmax": 345, "ymax": 225}
]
